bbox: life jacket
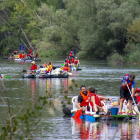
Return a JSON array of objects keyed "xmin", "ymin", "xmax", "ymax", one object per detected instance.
[
  {"xmin": 69, "ymin": 52, "xmax": 72, "ymax": 56},
  {"xmin": 46, "ymin": 66, "xmax": 50, "ymax": 72},
  {"xmin": 122, "ymin": 74, "xmax": 133, "ymax": 90},
  {"xmin": 50, "ymin": 65, "xmax": 53, "ymax": 72},
  {"xmin": 43, "ymin": 64, "xmax": 47, "ymax": 67},
  {"xmin": 72, "ymin": 58, "xmax": 75, "ymax": 63},
  {"xmin": 136, "ymin": 95, "xmax": 140, "ymax": 104},
  {"xmin": 80, "ymin": 90, "xmax": 90, "ymax": 107},
  {"xmin": 75, "ymin": 60, "xmax": 78, "ymax": 64},
  {"xmin": 63, "ymin": 66, "xmax": 70, "ymax": 71},
  {"xmin": 89, "ymin": 93, "xmax": 102, "ymax": 107}
]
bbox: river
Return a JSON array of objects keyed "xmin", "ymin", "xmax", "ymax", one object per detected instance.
[{"xmin": 0, "ymin": 57, "xmax": 140, "ymax": 140}]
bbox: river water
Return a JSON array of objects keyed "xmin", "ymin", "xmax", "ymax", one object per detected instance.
[{"xmin": 0, "ymin": 57, "xmax": 140, "ymax": 140}]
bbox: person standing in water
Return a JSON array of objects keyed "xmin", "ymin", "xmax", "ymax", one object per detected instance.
[{"xmin": 119, "ymin": 74, "xmax": 135, "ymax": 115}]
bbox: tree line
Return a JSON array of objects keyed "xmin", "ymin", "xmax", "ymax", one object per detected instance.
[{"xmin": 0, "ymin": 0, "xmax": 140, "ymax": 62}]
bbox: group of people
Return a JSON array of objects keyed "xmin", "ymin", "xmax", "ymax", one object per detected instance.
[
  {"xmin": 40, "ymin": 62, "xmax": 53, "ymax": 74},
  {"xmin": 77, "ymin": 74, "xmax": 140, "ymax": 115},
  {"xmin": 76, "ymin": 85, "xmax": 112, "ymax": 115},
  {"xmin": 63, "ymin": 50, "xmax": 80, "ymax": 71},
  {"xmin": 10, "ymin": 49, "xmax": 38, "ymax": 60}
]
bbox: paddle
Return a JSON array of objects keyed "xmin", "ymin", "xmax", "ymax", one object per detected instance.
[
  {"xmin": 127, "ymin": 84, "xmax": 140, "ymax": 113},
  {"xmin": 61, "ymin": 64, "xmax": 64, "ymax": 66},
  {"xmin": 73, "ymin": 109, "xmax": 82, "ymax": 118},
  {"xmin": 5, "ymin": 76, "xmax": 9, "ymax": 78}
]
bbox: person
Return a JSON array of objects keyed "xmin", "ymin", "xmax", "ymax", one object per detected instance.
[
  {"xmin": 74, "ymin": 57, "xmax": 80, "ymax": 67},
  {"xmin": 119, "ymin": 74, "xmax": 135, "ymax": 115},
  {"xmin": 27, "ymin": 61, "xmax": 37, "ymax": 74},
  {"xmin": 60, "ymin": 64, "xmax": 70, "ymax": 75},
  {"xmin": 0, "ymin": 74, "xmax": 5, "ymax": 78},
  {"xmin": 69, "ymin": 50, "xmax": 74, "ymax": 58},
  {"xmin": 132, "ymin": 88, "xmax": 140, "ymax": 113},
  {"xmin": 43, "ymin": 62, "xmax": 47, "ymax": 68},
  {"xmin": 35, "ymin": 53, "xmax": 38, "ymax": 60},
  {"xmin": 11, "ymin": 53, "xmax": 14, "ymax": 59},
  {"xmin": 65, "ymin": 56, "xmax": 69, "ymax": 64},
  {"xmin": 77, "ymin": 85, "xmax": 90, "ymax": 111},
  {"xmin": 89, "ymin": 87, "xmax": 109, "ymax": 114},
  {"xmin": 63, "ymin": 64, "xmax": 70, "ymax": 72},
  {"xmin": 14, "ymin": 50, "xmax": 17, "ymax": 55},
  {"xmin": 40, "ymin": 62, "xmax": 52, "ymax": 74}
]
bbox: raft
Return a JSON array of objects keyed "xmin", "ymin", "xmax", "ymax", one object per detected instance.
[
  {"xmin": 22, "ymin": 74, "xmax": 69, "ymax": 78},
  {"xmin": 63, "ymin": 96, "xmax": 138, "ymax": 122},
  {"xmin": 15, "ymin": 59, "xmax": 41, "ymax": 62}
]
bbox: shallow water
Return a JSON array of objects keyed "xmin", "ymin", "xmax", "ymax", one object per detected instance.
[{"xmin": 0, "ymin": 57, "xmax": 140, "ymax": 139}]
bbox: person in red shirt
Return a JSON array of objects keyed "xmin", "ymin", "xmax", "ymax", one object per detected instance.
[
  {"xmin": 89, "ymin": 87, "xmax": 109, "ymax": 114},
  {"xmin": 27, "ymin": 61, "xmax": 37, "ymax": 74},
  {"xmin": 133, "ymin": 88, "xmax": 140, "ymax": 113},
  {"xmin": 35, "ymin": 53, "xmax": 38, "ymax": 60}
]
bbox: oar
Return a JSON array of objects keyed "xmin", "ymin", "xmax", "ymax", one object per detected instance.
[
  {"xmin": 127, "ymin": 84, "xmax": 140, "ymax": 113},
  {"xmin": 61, "ymin": 64, "xmax": 64, "ymax": 66},
  {"xmin": 73, "ymin": 109, "xmax": 82, "ymax": 118},
  {"xmin": 5, "ymin": 76, "xmax": 9, "ymax": 78}
]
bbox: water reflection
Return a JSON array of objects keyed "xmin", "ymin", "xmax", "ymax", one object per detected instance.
[{"xmin": 71, "ymin": 118, "xmax": 139, "ymax": 140}]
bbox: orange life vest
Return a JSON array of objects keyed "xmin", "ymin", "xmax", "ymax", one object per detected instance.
[
  {"xmin": 80, "ymin": 90, "xmax": 91, "ymax": 107},
  {"xmin": 63, "ymin": 66, "xmax": 70, "ymax": 71},
  {"xmin": 43, "ymin": 64, "xmax": 47, "ymax": 67}
]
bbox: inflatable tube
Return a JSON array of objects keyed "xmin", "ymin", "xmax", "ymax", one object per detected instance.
[
  {"xmin": 63, "ymin": 107, "xmax": 72, "ymax": 115},
  {"xmin": 3, "ymin": 57, "xmax": 8, "ymax": 59},
  {"xmin": 38, "ymin": 74, "xmax": 51, "ymax": 78},
  {"xmin": 50, "ymin": 74, "xmax": 69, "ymax": 78},
  {"xmin": 22, "ymin": 74, "xmax": 36, "ymax": 78},
  {"xmin": 77, "ymin": 68, "xmax": 82, "ymax": 71},
  {"xmin": 34, "ymin": 59, "xmax": 41, "ymax": 62}
]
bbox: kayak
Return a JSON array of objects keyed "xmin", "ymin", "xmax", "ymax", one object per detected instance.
[{"xmin": 22, "ymin": 74, "xmax": 69, "ymax": 78}]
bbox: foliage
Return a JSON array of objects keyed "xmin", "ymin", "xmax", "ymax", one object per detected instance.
[
  {"xmin": 0, "ymin": 79, "xmax": 78, "ymax": 139},
  {"xmin": 0, "ymin": 0, "xmax": 140, "ymax": 59}
]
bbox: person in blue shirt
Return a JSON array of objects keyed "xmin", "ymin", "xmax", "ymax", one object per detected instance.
[
  {"xmin": 119, "ymin": 74, "xmax": 135, "ymax": 115},
  {"xmin": 69, "ymin": 50, "xmax": 74, "ymax": 58}
]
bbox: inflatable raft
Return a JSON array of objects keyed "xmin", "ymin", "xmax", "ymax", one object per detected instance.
[
  {"xmin": 14, "ymin": 59, "xmax": 41, "ymax": 62},
  {"xmin": 22, "ymin": 74, "xmax": 69, "ymax": 78}
]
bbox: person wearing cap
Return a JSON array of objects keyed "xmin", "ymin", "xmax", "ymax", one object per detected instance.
[
  {"xmin": 74, "ymin": 57, "xmax": 80, "ymax": 67},
  {"xmin": 27, "ymin": 61, "xmax": 37, "ymax": 74}
]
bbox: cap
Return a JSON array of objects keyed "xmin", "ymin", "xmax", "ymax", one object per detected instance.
[
  {"xmin": 75, "ymin": 57, "xmax": 77, "ymax": 58},
  {"xmin": 31, "ymin": 61, "xmax": 35, "ymax": 64}
]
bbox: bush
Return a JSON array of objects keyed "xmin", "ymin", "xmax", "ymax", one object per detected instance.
[
  {"xmin": 129, "ymin": 51, "xmax": 140, "ymax": 64},
  {"xmin": 107, "ymin": 53, "xmax": 124, "ymax": 64}
]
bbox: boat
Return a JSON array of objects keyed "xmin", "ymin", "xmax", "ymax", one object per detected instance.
[
  {"xmin": 63, "ymin": 96, "xmax": 138, "ymax": 122},
  {"xmin": 14, "ymin": 58, "xmax": 41, "ymax": 62},
  {"xmin": 22, "ymin": 73, "xmax": 69, "ymax": 78}
]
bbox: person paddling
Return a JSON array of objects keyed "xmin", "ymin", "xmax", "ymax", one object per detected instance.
[
  {"xmin": 27, "ymin": 61, "xmax": 37, "ymax": 74},
  {"xmin": 74, "ymin": 57, "xmax": 80, "ymax": 67},
  {"xmin": 119, "ymin": 74, "xmax": 135, "ymax": 115}
]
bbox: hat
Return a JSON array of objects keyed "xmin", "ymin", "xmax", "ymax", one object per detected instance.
[
  {"xmin": 75, "ymin": 57, "xmax": 77, "ymax": 59},
  {"xmin": 31, "ymin": 61, "xmax": 35, "ymax": 64}
]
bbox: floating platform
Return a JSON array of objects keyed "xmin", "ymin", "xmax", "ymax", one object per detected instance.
[{"xmin": 22, "ymin": 74, "xmax": 69, "ymax": 78}]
